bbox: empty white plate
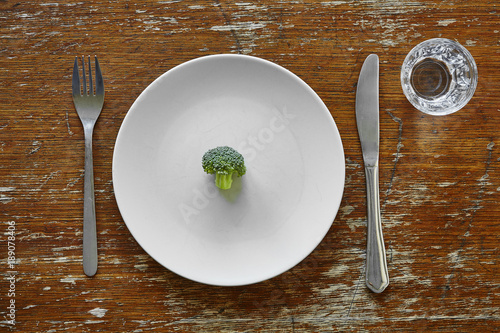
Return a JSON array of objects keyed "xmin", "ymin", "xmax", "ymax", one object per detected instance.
[{"xmin": 113, "ymin": 54, "xmax": 345, "ymax": 286}]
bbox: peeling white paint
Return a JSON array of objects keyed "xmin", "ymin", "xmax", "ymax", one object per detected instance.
[
  {"xmin": 211, "ymin": 22, "xmax": 266, "ymax": 32},
  {"xmin": 478, "ymin": 174, "xmax": 490, "ymax": 183},
  {"xmin": 89, "ymin": 307, "xmax": 108, "ymax": 318},
  {"xmin": 437, "ymin": 19, "xmax": 456, "ymax": 26},
  {"xmin": 437, "ymin": 182, "xmax": 457, "ymax": 187},
  {"xmin": 135, "ymin": 264, "xmax": 149, "ymax": 271},
  {"xmin": 0, "ymin": 186, "xmax": 16, "ymax": 192},
  {"xmin": 447, "ymin": 250, "xmax": 464, "ymax": 269},
  {"xmin": 109, "ymin": 257, "xmax": 122, "ymax": 264},
  {"xmin": 340, "ymin": 205, "xmax": 355, "ymax": 216},
  {"xmin": 53, "ymin": 257, "xmax": 73, "ymax": 263},
  {"xmin": 60, "ymin": 276, "xmax": 83, "ymax": 284},
  {"xmin": 346, "ymin": 218, "xmax": 366, "ymax": 232},
  {"xmin": 19, "ymin": 232, "xmax": 51, "ymax": 241},
  {"xmin": 321, "ymin": 1, "xmax": 350, "ymax": 5},
  {"xmin": 324, "ymin": 263, "xmax": 350, "ymax": 278},
  {"xmin": 0, "ymin": 186, "xmax": 15, "ymax": 203},
  {"xmin": 52, "ymin": 245, "xmax": 80, "ymax": 251}
]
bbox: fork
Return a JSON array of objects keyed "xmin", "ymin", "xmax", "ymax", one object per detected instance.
[{"xmin": 72, "ymin": 55, "xmax": 104, "ymax": 277}]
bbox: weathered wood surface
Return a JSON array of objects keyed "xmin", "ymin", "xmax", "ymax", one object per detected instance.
[{"xmin": 1, "ymin": 0, "xmax": 499, "ymax": 331}]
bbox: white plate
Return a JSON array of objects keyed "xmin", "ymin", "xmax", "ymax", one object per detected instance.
[{"xmin": 113, "ymin": 54, "xmax": 345, "ymax": 286}]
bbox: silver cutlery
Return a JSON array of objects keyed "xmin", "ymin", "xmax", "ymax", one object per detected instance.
[
  {"xmin": 72, "ymin": 55, "xmax": 104, "ymax": 277},
  {"xmin": 355, "ymin": 54, "xmax": 389, "ymax": 293}
]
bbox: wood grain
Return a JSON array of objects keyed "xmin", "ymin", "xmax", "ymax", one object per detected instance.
[{"xmin": 0, "ymin": 0, "xmax": 498, "ymax": 331}]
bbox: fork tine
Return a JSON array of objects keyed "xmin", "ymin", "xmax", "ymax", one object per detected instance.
[
  {"xmin": 88, "ymin": 56, "xmax": 93, "ymax": 96},
  {"xmin": 81, "ymin": 55, "xmax": 87, "ymax": 95},
  {"xmin": 94, "ymin": 56, "xmax": 104, "ymax": 95},
  {"xmin": 72, "ymin": 56, "xmax": 81, "ymax": 96}
]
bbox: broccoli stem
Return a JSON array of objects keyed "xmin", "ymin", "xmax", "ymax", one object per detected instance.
[{"xmin": 215, "ymin": 173, "xmax": 233, "ymax": 190}]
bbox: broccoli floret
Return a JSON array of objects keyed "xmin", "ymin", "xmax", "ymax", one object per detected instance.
[{"xmin": 202, "ymin": 146, "xmax": 246, "ymax": 190}]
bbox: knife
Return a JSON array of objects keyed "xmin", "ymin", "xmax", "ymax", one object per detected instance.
[{"xmin": 355, "ymin": 54, "xmax": 389, "ymax": 293}]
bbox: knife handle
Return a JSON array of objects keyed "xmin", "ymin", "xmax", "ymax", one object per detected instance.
[{"xmin": 364, "ymin": 165, "xmax": 389, "ymax": 293}]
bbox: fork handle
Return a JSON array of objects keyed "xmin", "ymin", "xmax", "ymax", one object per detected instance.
[{"xmin": 83, "ymin": 126, "xmax": 98, "ymax": 276}]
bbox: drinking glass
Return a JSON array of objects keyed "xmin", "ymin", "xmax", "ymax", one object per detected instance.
[{"xmin": 401, "ymin": 38, "xmax": 478, "ymax": 116}]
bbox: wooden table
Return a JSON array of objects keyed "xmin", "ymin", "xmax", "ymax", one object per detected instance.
[{"xmin": 1, "ymin": 1, "xmax": 499, "ymax": 331}]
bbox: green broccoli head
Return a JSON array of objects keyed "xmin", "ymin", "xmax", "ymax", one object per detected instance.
[{"xmin": 202, "ymin": 146, "xmax": 246, "ymax": 190}]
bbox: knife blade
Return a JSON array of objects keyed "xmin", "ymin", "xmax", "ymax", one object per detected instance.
[{"xmin": 355, "ymin": 54, "xmax": 389, "ymax": 293}]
